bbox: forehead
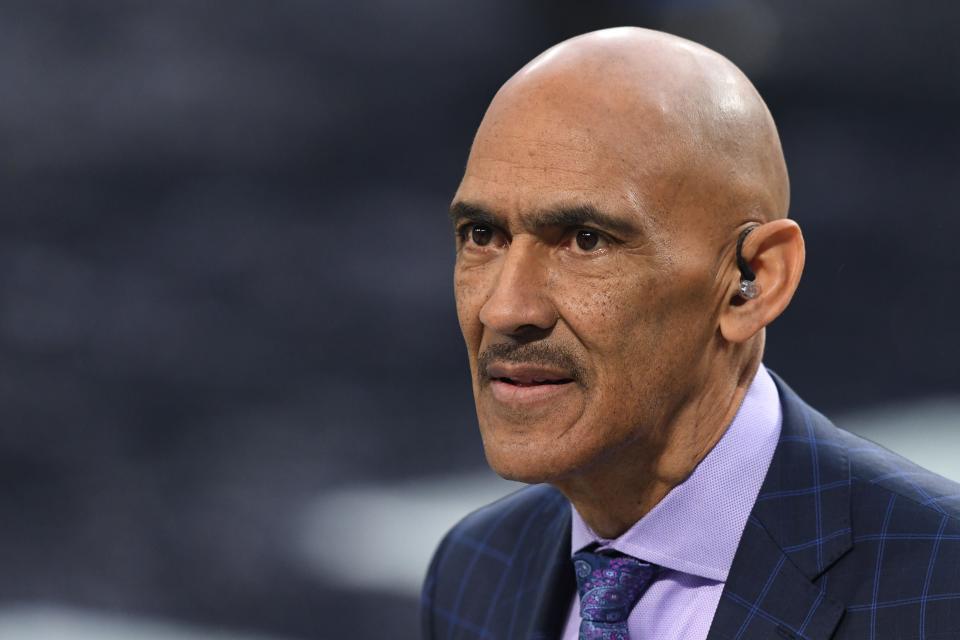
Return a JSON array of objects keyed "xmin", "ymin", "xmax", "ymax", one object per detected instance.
[
  {"xmin": 457, "ymin": 134, "xmax": 634, "ymax": 229},
  {"xmin": 455, "ymin": 88, "xmax": 677, "ymax": 225}
]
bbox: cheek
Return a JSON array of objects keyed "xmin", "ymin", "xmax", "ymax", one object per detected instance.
[
  {"xmin": 551, "ymin": 264, "xmax": 653, "ymax": 354},
  {"xmin": 551, "ymin": 263, "xmax": 707, "ymax": 400},
  {"xmin": 550, "ymin": 272, "xmax": 659, "ymax": 406},
  {"xmin": 454, "ymin": 270, "xmax": 485, "ymax": 345}
]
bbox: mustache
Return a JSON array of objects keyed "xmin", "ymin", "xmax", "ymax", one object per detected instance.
[{"xmin": 478, "ymin": 342, "xmax": 587, "ymax": 382}]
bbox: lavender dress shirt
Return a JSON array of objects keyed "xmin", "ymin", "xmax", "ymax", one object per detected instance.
[{"xmin": 561, "ymin": 364, "xmax": 782, "ymax": 640}]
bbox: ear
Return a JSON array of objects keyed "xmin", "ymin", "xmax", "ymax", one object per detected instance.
[{"xmin": 719, "ymin": 219, "xmax": 805, "ymax": 343}]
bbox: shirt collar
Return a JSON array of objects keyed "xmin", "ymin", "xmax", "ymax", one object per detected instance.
[{"xmin": 569, "ymin": 364, "xmax": 782, "ymax": 582}]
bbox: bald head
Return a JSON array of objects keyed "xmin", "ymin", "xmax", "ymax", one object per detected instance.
[
  {"xmin": 452, "ymin": 27, "xmax": 806, "ymax": 496},
  {"xmin": 466, "ymin": 27, "xmax": 789, "ymax": 230}
]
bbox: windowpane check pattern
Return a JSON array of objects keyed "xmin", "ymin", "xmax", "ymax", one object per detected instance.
[{"xmin": 422, "ymin": 373, "xmax": 960, "ymax": 639}]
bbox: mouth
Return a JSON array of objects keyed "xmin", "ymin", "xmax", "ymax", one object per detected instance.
[
  {"xmin": 491, "ymin": 376, "xmax": 574, "ymax": 387},
  {"xmin": 484, "ymin": 363, "xmax": 578, "ymax": 405},
  {"xmin": 485, "ymin": 363, "xmax": 575, "ymax": 385}
]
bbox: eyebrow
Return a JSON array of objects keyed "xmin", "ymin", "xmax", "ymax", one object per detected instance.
[
  {"xmin": 449, "ymin": 201, "xmax": 642, "ymax": 237},
  {"xmin": 449, "ymin": 201, "xmax": 504, "ymax": 229}
]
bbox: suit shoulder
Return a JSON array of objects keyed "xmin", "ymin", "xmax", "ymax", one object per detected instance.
[
  {"xmin": 421, "ymin": 483, "xmax": 569, "ymax": 636},
  {"xmin": 772, "ymin": 372, "xmax": 960, "ymax": 523},
  {"xmin": 421, "ymin": 484, "xmax": 570, "ymax": 638},
  {"xmin": 443, "ymin": 483, "xmax": 568, "ymax": 548},
  {"xmin": 819, "ymin": 428, "xmax": 960, "ymax": 638},
  {"xmin": 836, "ymin": 426, "xmax": 960, "ymax": 523}
]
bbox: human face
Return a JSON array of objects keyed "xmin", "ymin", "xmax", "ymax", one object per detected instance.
[{"xmin": 452, "ymin": 96, "xmax": 729, "ymax": 484}]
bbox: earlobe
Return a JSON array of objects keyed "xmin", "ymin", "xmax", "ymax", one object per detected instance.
[{"xmin": 719, "ymin": 219, "xmax": 805, "ymax": 344}]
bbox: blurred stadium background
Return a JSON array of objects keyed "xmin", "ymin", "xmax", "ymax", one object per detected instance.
[{"xmin": 0, "ymin": 1, "xmax": 957, "ymax": 638}]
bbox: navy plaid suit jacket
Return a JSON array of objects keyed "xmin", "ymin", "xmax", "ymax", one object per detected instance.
[{"xmin": 421, "ymin": 374, "xmax": 960, "ymax": 639}]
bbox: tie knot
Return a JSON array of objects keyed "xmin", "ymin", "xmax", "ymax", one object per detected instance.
[{"xmin": 572, "ymin": 550, "xmax": 658, "ymax": 625}]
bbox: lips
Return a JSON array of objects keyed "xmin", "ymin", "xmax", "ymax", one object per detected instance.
[
  {"xmin": 485, "ymin": 363, "xmax": 575, "ymax": 387},
  {"xmin": 484, "ymin": 363, "xmax": 577, "ymax": 410}
]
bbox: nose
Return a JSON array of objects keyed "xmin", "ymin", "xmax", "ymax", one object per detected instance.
[{"xmin": 478, "ymin": 238, "xmax": 558, "ymax": 338}]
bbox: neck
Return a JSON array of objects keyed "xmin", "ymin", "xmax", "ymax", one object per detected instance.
[{"xmin": 553, "ymin": 354, "xmax": 761, "ymax": 540}]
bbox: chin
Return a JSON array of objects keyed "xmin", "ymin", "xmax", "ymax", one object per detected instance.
[
  {"xmin": 480, "ymin": 433, "xmax": 585, "ymax": 485},
  {"xmin": 485, "ymin": 454, "xmax": 556, "ymax": 484}
]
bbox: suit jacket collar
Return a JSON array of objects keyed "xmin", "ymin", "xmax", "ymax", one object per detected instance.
[{"xmin": 707, "ymin": 372, "xmax": 851, "ymax": 640}]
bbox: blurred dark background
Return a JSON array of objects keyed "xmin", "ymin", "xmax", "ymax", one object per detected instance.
[{"xmin": 0, "ymin": 1, "xmax": 957, "ymax": 639}]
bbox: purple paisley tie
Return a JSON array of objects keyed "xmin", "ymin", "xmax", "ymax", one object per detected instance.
[{"xmin": 572, "ymin": 550, "xmax": 658, "ymax": 640}]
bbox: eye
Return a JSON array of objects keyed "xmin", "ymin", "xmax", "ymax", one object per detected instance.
[
  {"xmin": 572, "ymin": 229, "xmax": 608, "ymax": 253},
  {"xmin": 457, "ymin": 223, "xmax": 504, "ymax": 250},
  {"xmin": 470, "ymin": 224, "xmax": 493, "ymax": 246}
]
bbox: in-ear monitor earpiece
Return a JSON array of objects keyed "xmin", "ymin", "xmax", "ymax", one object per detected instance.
[{"xmin": 736, "ymin": 226, "xmax": 760, "ymax": 300}]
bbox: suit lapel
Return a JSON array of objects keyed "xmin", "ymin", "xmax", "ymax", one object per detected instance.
[{"xmin": 708, "ymin": 373, "xmax": 851, "ymax": 640}]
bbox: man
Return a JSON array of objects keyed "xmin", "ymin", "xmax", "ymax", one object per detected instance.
[{"xmin": 421, "ymin": 27, "xmax": 960, "ymax": 640}]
